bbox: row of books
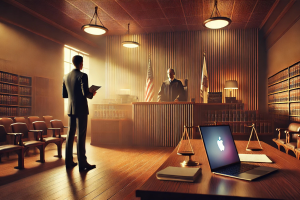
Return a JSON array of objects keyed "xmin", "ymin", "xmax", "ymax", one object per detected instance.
[
  {"xmin": 290, "ymin": 90, "xmax": 300, "ymax": 101},
  {"xmin": 19, "ymin": 97, "xmax": 31, "ymax": 106},
  {"xmin": 206, "ymin": 110, "xmax": 266, "ymax": 122},
  {"xmin": 290, "ymin": 116, "xmax": 300, "ymax": 122},
  {"xmin": 19, "ymin": 77, "xmax": 31, "ymax": 86},
  {"xmin": 290, "ymin": 103, "xmax": 300, "ymax": 115},
  {"xmin": 0, "ymin": 95, "xmax": 18, "ymax": 105},
  {"xmin": 0, "ymin": 107, "xmax": 18, "ymax": 116},
  {"xmin": 268, "ymin": 92, "xmax": 289, "ymax": 103},
  {"xmin": 268, "ymin": 104, "xmax": 289, "ymax": 115},
  {"xmin": 268, "ymin": 80, "xmax": 288, "ymax": 94},
  {"xmin": 93, "ymin": 110, "xmax": 131, "ymax": 119},
  {"xmin": 289, "ymin": 63, "xmax": 300, "ymax": 77},
  {"xmin": 268, "ymin": 68, "xmax": 288, "ymax": 85},
  {"xmin": 0, "ymin": 71, "xmax": 18, "ymax": 84},
  {"xmin": 19, "ymin": 86, "xmax": 31, "ymax": 96},
  {"xmin": 19, "ymin": 107, "xmax": 31, "ymax": 116},
  {"xmin": 223, "ymin": 122, "xmax": 272, "ymax": 134},
  {"xmin": 0, "ymin": 83, "xmax": 18, "ymax": 94},
  {"xmin": 290, "ymin": 76, "xmax": 300, "ymax": 89}
]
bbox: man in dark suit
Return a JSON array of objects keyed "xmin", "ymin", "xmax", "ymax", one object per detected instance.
[
  {"xmin": 157, "ymin": 68, "xmax": 185, "ymax": 102},
  {"xmin": 62, "ymin": 55, "xmax": 96, "ymax": 171}
]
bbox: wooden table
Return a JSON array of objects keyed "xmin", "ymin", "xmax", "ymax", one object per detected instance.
[{"xmin": 136, "ymin": 140, "xmax": 300, "ymax": 200}]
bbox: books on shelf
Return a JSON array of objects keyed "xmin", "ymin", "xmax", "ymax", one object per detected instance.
[{"xmin": 156, "ymin": 166, "xmax": 202, "ymax": 182}]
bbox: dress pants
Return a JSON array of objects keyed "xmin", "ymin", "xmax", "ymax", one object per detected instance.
[{"xmin": 65, "ymin": 114, "xmax": 88, "ymax": 166}]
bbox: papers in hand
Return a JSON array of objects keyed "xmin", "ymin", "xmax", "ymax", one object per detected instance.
[
  {"xmin": 89, "ymin": 85, "xmax": 101, "ymax": 92},
  {"xmin": 156, "ymin": 166, "xmax": 201, "ymax": 182},
  {"xmin": 239, "ymin": 154, "xmax": 273, "ymax": 163}
]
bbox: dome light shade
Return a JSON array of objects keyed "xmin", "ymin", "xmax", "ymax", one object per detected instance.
[
  {"xmin": 122, "ymin": 23, "xmax": 139, "ymax": 48},
  {"xmin": 81, "ymin": 6, "xmax": 108, "ymax": 35},
  {"xmin": 204, "ymin": 17, "xmax": 231, "ymax": 29},
  {"xmin": 122, "ymin": 41, "xmax": 140, "ymax": 48},
  {"xmin": 81, "ymin": 24, "xmax": 108, "ymax": 35},
  {"xmin": 224, "ymin": 80, "xmax": 238, "ymax": 89},
  {"xmin": 204, "ymin": 0, "xmax": 231, "ymax": 29}
]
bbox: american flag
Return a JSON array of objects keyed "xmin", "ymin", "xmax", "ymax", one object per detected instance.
[{"xmin": 145, "ymin": 58, "xmax": 154, "ymax": 102}]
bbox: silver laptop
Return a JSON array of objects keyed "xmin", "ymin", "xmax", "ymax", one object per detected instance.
[{"xmin": 200, "ymin": 125, "xmax": 277, "ymax": 181}]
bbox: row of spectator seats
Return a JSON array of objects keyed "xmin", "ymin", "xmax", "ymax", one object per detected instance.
[
  {"xmin": 273, "ymin": 123, "xmax": 300, "ymax": 159},
  {"xmin": 0, "ymin": 116, "xmax": 74, "ymax": 169}
]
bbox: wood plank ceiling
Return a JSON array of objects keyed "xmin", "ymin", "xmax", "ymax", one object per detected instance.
[{"xmin": 4, "ymin": 0, "xmax": 277, "ymax": 44}]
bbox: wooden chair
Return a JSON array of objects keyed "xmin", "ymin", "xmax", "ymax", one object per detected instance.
[
  {"xmin": 50, "ymin": 119, "xmax": 77, "ymax": 142},
  {"xmin": 0, "ymin": 117, "xmax": 14, "ymax": 145},
  {"xmin": 14, "ymin": 117, "xmax": 30, "ymax": 130},
  {"xmin": 11, "ymin": 122, "xmax": 45, "ymax": 163},
  {"xmin": 178, "ymin": 79, "xmax": 188, "ymax": 101},
  {"xmin": 43, "ymin": 116, "xmax": 53, "ymax": 129},
  {"xmin": 43, "ymin": 116, "xmax": 53, "ymax": 137},
  {"xmin": 273, "ymin": 123, "xmax": 300, "ymax": 154},
  {"xmin": 32, "ymin": 121, "xmax": 63, "ymax": 158},
  {"xmin": 28, "ymin": 116, "xmax": 41, "ymax": 130},
  {"xmin": 284, "ymin": 123, "xmax": 300, "ymax": 155},
  {"xmin": 295, "ymin": 135, "xmax": 300, "ymax": 159},
  {"xmin": 0, "ymin": 125, "xmax": 24, "ymax": 169}
]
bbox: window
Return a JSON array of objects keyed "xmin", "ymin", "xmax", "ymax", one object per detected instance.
[{"xmin": 64, "ymin": 45, "xmax": 89, "ymax": 114}]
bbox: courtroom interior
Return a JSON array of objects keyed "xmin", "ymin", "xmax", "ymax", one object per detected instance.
[{"xmin": 1, "ymin": 0, "xmax": 300, "ymax": 199}]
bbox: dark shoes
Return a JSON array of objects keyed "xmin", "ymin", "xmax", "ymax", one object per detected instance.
[
  {"xmin": 79, "ymin": 163, "xmax": 96, "ymax": 172},
  {"xmin": 66, "ymin": 162, "xmax": 78, "ymax": 169}
]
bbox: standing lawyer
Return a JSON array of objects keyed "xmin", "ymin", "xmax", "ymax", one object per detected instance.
[{"xmin": 62, "ymin": 55, "xmax": 96, "ymax": 171}]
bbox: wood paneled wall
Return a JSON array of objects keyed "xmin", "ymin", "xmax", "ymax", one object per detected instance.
[{"xmin": 106, "ymin": 29, "xmax": 258, "ymax": 110}]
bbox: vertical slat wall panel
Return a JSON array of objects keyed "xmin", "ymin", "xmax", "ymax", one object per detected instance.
[
  {"xmin": 133, "ymin": 103, "xmax": 193, "ymax": 147},
  {"xmin": 106, "ymin": 29, "xmax": 258, "ymax": 110}
]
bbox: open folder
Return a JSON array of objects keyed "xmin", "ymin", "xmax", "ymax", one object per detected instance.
[{"xmin": 89, "ymin": 85, "xmax": 101, "ymax": 92}]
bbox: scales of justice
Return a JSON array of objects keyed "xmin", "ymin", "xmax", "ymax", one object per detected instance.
[
  {"xmin": 177, "ymin": 126, "xmax": 201, "ymax": 166},
  {"xmin": 246, "ymin": 123, "xmax": 263, "ymax": 151}
]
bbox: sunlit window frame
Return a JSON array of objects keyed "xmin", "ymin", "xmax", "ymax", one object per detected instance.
[{"xmin": 64, "ymin": 45, "xmax": 89, "ymax": 114}]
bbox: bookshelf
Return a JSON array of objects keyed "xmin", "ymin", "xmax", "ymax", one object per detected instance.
[
  {"xmin": 268, "ymin": 61, "xmax": 300, "ymax": 124},
  {"xmin": 196, "ymin": 104, "xmax": 273, "ymax": 136},
  {"xmin": 0, "ymin": 71, "xmax": 32, "ymax": 117}
]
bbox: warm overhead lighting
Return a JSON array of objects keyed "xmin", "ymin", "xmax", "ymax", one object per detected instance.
[
  {"xmin": 81, "ymin": 6, "xmax": 108, "ymax": 35},
  {"xmin": 204, "ymin": 0, "xmax": 231, "ymax": 29},
  {"xmin": 122, "ymin": 23, "xmax": 139, "ymax": 48}
]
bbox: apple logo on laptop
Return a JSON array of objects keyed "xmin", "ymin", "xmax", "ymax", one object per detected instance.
[{"xmin": 217, "ymin": 137, "xmax": 225, "ymax": 151}]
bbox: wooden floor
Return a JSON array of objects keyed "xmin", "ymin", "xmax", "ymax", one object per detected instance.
[{"xmin": 0, "ymin": 138, "xmax": 173, "ymax": 200}]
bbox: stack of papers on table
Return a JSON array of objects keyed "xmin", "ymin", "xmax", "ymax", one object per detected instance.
[
  {"xmin": 156, "ymin": 166, "xmax": 201, "ymax": 182},
  {"xmin": 239, "ymin": 154, "xmax": 273, "ymax": 163}
]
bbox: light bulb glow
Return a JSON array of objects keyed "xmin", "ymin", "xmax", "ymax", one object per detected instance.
[
  {"xmin": 81, "ymin": 24, "xmax": 108, "ymax": 35},
  {"xmin": 122, "ymin": 41, "xmax": 139, "ymax": 48},
  {"xmin": 204, "ymin": 17, "xmax": 231, "ymax": 29}
]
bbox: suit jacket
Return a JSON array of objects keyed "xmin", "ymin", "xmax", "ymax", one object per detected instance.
[
  {"xmin": 157, "ymin": 78, "xmax": 185, "ymax": 102},
  {"xmin": 62, "ymin": 69, "xmax": 93, "ymax": 116}
]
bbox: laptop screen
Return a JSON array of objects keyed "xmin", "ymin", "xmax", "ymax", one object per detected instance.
[{"xmin": 200, "ymin": 125, "xmax": 240, "ymax": 170}]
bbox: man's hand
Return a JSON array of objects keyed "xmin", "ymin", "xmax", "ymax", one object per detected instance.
[
  {"xmin": 174, "ymin": 99, "xmax": 179, "ymax": 102},
  {"xmin": 90, "ymin": 88, "xmax": 97, "ymax": 96}
]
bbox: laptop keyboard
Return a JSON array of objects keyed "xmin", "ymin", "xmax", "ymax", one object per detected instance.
[{"xmin": 214, "ymin": 163, "xmax": 258, "ymax": 176}]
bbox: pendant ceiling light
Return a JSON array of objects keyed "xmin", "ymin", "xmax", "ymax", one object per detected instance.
[
  {"xmin": 122, "ymin": 23, "xmax": 139, "ymax": 48},
  {"xmin": 81, "ymin": 6, "xmax": 108, "ymax": 35},
  {"xmin": 203, "ymin": 0, "xmax": 231, "ymax": 29}
]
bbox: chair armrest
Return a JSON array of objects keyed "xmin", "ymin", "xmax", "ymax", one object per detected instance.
[
  {"xmin": 276, "ymin": 128, "xmax": 288, "ymax": 140},
  {"xmin": 7, "ymin": 133, "xmax": 23, "ymax": 145},
  {"xmin": 276, "ymin": 128, "xmax": 288, "ymax": 131},
  {"xmin": 29, "ymin": 130, "xmax": 43, "ymax": 141},
  {"xmin": 7, "ymin": 133, "xmax": 23, "ymax": 136},
  {"xmin": 48, "ymin": 128, "xmax": 61, "ymax": 137}
]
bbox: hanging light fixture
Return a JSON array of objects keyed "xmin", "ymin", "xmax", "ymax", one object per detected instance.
[
  {"xmin": 203, "ymin": 0, "xmax": 231, "ymax": 29},
  {"xmin": 81, "ymin": 6, "xmax": 108, "ymax": 35},
  {"xmin": 122, "ymin": 23, "xmax": 139, "ymax": 48}
]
